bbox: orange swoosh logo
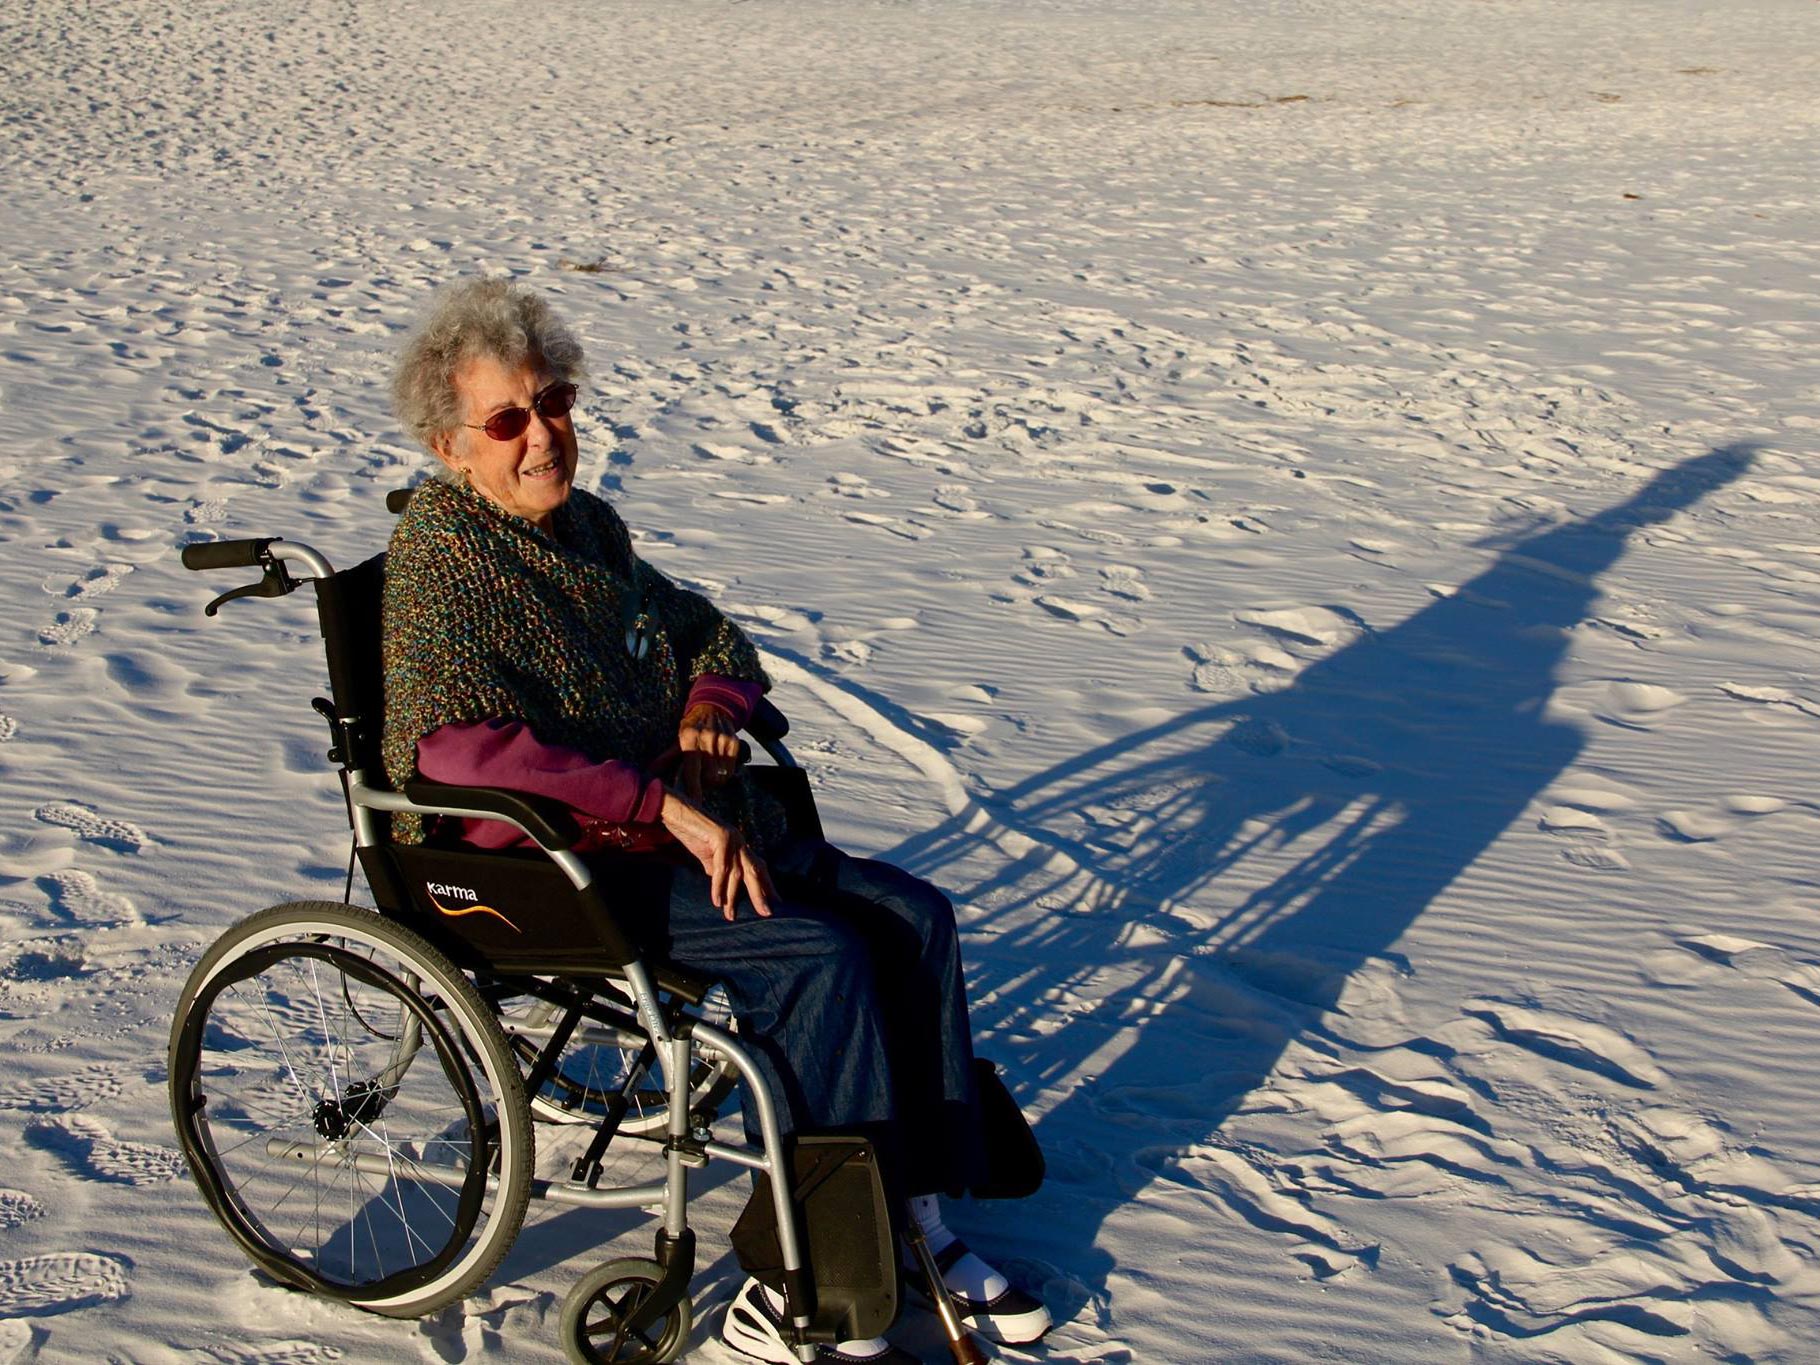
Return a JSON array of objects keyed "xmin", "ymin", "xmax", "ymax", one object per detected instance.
[{"xmin": 429, "ymin": 895, "xmax": 521, "ymax": 933}]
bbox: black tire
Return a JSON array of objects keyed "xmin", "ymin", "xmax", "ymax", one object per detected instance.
[
  {"xmin": 561, "ymin": 1257, "xmax": 692, "ymax": 1364},
  {"xmin": 169, "ymin": 902, "xmax": 533, "ymax": 1317},
  {"xmin": 499, "ymin": 986, "xmax": 738, "ymax": 1134}
]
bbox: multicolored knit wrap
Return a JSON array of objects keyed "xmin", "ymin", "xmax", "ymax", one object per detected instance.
[{"xmin": 380, "ymin": 477, "xmax": 772, "ymax": 845}]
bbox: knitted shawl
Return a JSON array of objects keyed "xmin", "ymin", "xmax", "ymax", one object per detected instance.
[{"xmin": 380, "ymin": 477, "xmax": 772, "ymax": 845}]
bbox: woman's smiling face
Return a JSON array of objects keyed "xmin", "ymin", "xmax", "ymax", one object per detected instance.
[{"xmin": 433, "ymin": 353, "xmax": 579, "ymax": 530}]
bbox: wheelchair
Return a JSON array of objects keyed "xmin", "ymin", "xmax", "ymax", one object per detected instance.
[{"xmin": 166, "ymin": 504, "xmax": 943, "ymax": 1364}]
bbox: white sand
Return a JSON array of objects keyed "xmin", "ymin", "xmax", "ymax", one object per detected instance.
[{"xmin": 3, "ymin": 0, "xmax": 1818, "ymax": 1360}]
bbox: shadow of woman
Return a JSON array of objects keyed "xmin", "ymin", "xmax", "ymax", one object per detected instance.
[{"xmin": 885, "ymin": 445, "xmax": 1752, "ymax": 1295}]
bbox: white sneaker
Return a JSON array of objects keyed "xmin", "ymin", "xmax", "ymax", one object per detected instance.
[
  {"xmin": 722, "ymin": 1277, "xmax": 920, "ymax": 1364},
  {"xmin": 906, "ymin": 1239, "xmax": 1052, "ymax": 1345}
]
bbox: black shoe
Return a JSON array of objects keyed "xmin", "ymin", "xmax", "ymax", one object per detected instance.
[
  {"xmin": 723, "ymin": 1277, "xmax": 921, "ymax": 1364},
  {"xmin": 906, "ymin": 1239, "xmax": 1053, "ymax": 1345}
]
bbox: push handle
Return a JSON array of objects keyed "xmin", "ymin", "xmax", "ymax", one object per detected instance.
[
  {"xmin": 180, "ymin": 537, "xmax": 300, "ymax": 616},
  {"xmin": 181, "ymin": 538, "xmax": 279, "ymax": 571}
]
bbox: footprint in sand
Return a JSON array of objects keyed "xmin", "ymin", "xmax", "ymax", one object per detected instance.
[
  {"xmin": 1722, "ymin": 793, "xmax": 1788, "ymax": 815},
  {"xmin": 49, "ymin": 563, "xmax": 133, "ymax": 603},
  {"xmin": 0, "ymin": 1062, "xmax": 127, "ymax": 1114},
  {"xmin": 0, "ymin": 938, "xmax": 87, "ymax": 989},
  {"xmin": 841, "ymin": 510, "xmax": 932, "ymax": 541},
  {"xmin": 412, "ymin": 1287, "xmax": 558, "ymax": 1363},
  {"xmin": 1596, "ymin": 680, "xmax": 1687, "ymax": 728},
  {"xmin": 36, "ymin": 608, "xmax": 98, "ymax": 649},
  {"xmin": 35, "ymin": 870, "xmax": 139, "ymax": 926},
  {"xmin": 931, "ymin": 483, "xmax": 990, "ymax": 519},
  {"xmin": 0, "ymin": 1190, "xmax": 45, "ymax": 1231},
  {"xmin": 824, "ymin": 472, "xmax": 887, "ymax": 499},
  {"xmin": 0, "ymin": 714, "xmax": 15, "ymax": 742},
  {"xmin": 1099, "ymin": 564, "xmax": 1151, "ymax": 601},
  {"xmin": 1185, "ymin": 643, "xmax": 1246, "ymax": 697},
  {"xmin": 195, "ymin": 1343, "xmax": 349, "ymax": 1364},
  {"xmin": 1033, "ymin": 595, "xmax": 1138, "ymax": 637},
  {"xmin": 822, "ymin": 637, "xmax": 873, "ymax": 667},
  {"xmin": 1537, "ymin": 802, "xmax": 1632, "ymax": 868},
  {"xmin": 1348, "ymin": 536, "xmax": 1403, "ymax": 561},
  {"xmin": 1676, "ymin": 933, "xmax": 1820, "ymax": 1009},
  {"xmin": 1656, "ymin": 809, "xmax": 1733, "ymax": 843},
  {"xmin": 1537, "ymin": 805, "xmax": 1611, "ymax": 838},
  {"xmin": 185, "ymin": 498, "xmax": 229, "ymax": 525},
  {"xmin": 25, "ymin": 1114, "xmax": 186, "ymax": 1185},
  {"xmin": 1225, "ymin": 716, "xmax": 1290, "ymax": 756},
  {"xmin": 1443, "ymin": 1245, "xmax": 1694, "ymax": 1342},
  {"xmin": 1233, "ymin": 606, "xmax": 1359, "ymax": 650},
  {"xmin": 1462, "ymin": 1000, "xmax": 1663, "ymax": 1088},
  {"xmin": 692, "ymin": 441, "xmax": 772, "ymax": 466},
  {"xmin": 1013, "ymin": 546, "xmax": 1074, "ymax": 588},
  {"xmin": 0, "ymin": 1252, "xmax": 130, "ymax": 1316},
  {"xmin": 33, "ymin": 802, "xmax": 149, "ymax": 855}
]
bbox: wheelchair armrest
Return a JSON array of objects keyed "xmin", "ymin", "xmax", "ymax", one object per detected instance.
[
  {"xmin": 748, "ymin": 696, "xmax": 790, "ymax": 742},
  {"xmin": 745, "ymin": 697, "xmax": 798, "ymax": 768},
  {"xmin": 401, "ymin": 778, "xmax": 581, "ymax": 852}
]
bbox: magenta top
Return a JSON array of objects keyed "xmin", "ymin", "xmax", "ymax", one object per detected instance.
[{"xmin": 414, "ymin": 674, "xmax": 766, "ymax": 849}]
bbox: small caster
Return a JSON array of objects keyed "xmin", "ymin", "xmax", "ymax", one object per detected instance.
[{"xmin": 562, "ymin": 1256, "xmax": 693, "ymax": 1364}]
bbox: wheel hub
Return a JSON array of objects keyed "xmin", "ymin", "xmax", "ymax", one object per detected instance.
[{"xmin": 312, "ymin": 1079, "xmax": 389, "ymax": 1140}]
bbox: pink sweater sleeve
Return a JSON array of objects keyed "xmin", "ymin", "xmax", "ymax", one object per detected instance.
[
  {"xmin": 415, "ymin": 720, "xmax": 665, "ymax": 850},
  {"xmin": 686, "ymin": 674, "xmax": 765, "ymax": 729}
]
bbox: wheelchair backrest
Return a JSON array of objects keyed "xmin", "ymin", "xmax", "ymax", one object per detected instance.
[{"xmin": 312, "ymin": 550, "xmax": 392, "ymax": 801}]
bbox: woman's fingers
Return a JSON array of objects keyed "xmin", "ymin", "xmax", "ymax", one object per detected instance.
[
  {"xmin": 715, "ymin": 830, "xmax": 740, "ymax": 919},
  {"xmin": 737, "ymin": 849, "xmax": 774, "ymax": 919},
  {"xmin": 656, "ymin": 790, "xmax": 767, "ymax": 921},
  {"xmin": 658, "ymin": 790, "xmax": 732, "ymax": 906},
  {"xmin": 677, "ymin": 704, "xmax": 744, "ymax": 789},
  {"xmin": 685, "ymin": 737, "xmax": 740, "ymax": 789},
  {"xmin": 679, "ymin": 752, "xmax": 705, "ymax": 801}
]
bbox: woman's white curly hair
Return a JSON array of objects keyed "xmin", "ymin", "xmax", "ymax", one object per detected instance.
[{"xmin": 392, "ymin": 278, "xmax": 587, "ymax": 453}]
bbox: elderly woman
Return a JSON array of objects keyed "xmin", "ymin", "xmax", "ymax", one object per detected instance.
[{"xmin": 379, "ymin": 279, "xmax": 1047, "ymax": 1363}]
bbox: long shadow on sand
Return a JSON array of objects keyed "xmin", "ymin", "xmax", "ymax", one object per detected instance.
[{"xmin": 886, "ymin": 446, "xmax": 1751, "ymax": 1294}]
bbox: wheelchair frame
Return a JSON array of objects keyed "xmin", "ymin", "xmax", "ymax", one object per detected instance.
[{"xmin": 168, "ymin": 532, "xmax": 846, "ymax": 1364}]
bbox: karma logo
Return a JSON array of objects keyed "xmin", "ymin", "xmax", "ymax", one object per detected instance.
[{"xmin": 424, "ymin": 882, "xmax": 521, "ymax": 933}]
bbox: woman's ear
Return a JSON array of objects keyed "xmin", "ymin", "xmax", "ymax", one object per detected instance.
[{"xmin": 428, "ymin": 428, "xmax": 461, "ymax": 474}]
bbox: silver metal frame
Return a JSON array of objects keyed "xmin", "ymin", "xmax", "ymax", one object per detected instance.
[{"xmin": 264, "ymin": 536, "xmax": 820, "ymax": 1359}]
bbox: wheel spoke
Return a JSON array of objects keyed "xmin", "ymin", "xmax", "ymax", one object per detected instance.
[
  {"xmin": 238, "ymin": 979, "xmax": 324, "ymax": 1110},
  {"xmin": 306, "ymin": 958, "xmax": 346, "ymax": 1103},
  {"xmin": 204, "ymin": 1105, "xmax": 318, "ymax": 1159}
]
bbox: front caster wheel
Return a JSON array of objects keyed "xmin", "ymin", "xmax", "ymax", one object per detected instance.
[{"xmin": 561, "ymin": 1257, "xmax": 692, "ymax": 1364}]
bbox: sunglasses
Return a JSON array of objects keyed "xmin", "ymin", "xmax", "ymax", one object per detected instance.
[{"xmin": 464, "ymin": 381, "xmax": 578, "ymax": 441}]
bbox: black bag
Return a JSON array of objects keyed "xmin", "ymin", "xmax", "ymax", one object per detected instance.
[
  {"xmin": 971, "ymin": 1058, "xmax": 1045, "ymax": 1200},
  {"xmin": 729, "ymin": 1136, "xmax": 899, "ymax": 1342}
]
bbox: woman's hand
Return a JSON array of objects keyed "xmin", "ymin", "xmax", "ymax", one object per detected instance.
[
  {"xmin": 659, "ymin": 789, "xmax": 775, "ymax": 921},
  {"xmin": 671, "ymin": 702, "xmax": 744, "ymax": 801}
]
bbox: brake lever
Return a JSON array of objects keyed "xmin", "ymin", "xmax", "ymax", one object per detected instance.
[{"xmin": 204, "ymin": 565, "xmax": 294, "ymax": 617}]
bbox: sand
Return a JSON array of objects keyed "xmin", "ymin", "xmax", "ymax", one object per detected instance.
[{"xmin": 2, "ymin": 0, "xmax": 1817, "ymax": 1360}]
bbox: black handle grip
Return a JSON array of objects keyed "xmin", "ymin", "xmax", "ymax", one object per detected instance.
[{"xmin": 182, "ymin": 538, "xmax": 276, "ymax": 571}]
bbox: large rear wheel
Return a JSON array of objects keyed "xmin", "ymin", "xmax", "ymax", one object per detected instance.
[{"xmin": 169, "ymin": 902, "xmax": 533, "ymax": 1317}]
